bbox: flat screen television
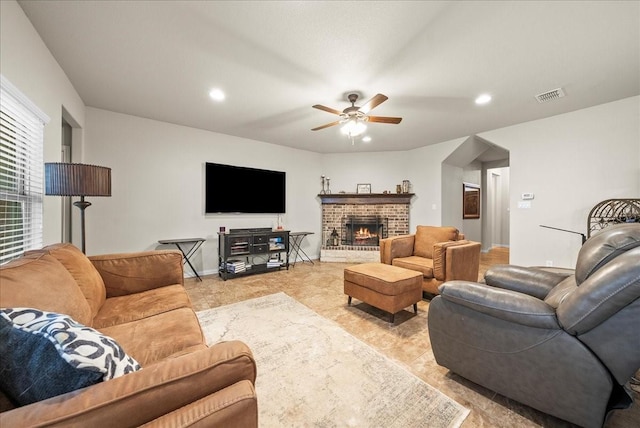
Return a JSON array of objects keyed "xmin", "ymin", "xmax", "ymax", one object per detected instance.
[{"xmin": 205, "ymin": 162, "xmax": 286, "ymax": 214}]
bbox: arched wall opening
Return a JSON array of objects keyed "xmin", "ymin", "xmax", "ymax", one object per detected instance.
[{"xmin": 441, "ymin": 135, "xmax": 510, "ymax": 252}]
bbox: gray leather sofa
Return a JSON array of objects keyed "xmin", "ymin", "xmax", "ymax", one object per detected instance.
[{"xmin": 428, "ymin": 223, "xmax": 640, "ymax": 428}]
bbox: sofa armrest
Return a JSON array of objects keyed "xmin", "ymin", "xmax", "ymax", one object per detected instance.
[
  {"xmin": 0, "ymin": 340, "xmax": 256, "ymax": 428},
  {"xmin": 439, "ymin": 281, "xmax": 560, "ymax": 329},
  {"xmin": 90, "ymin": 250, "xmax": 184, "ymax": 297},
  {"xmin": 380, "ymin": 234, "xmax": 415, "ymax": 264},
  {"xmin": 140, "ymin": 379, "xmax": 257, "ymax": 428},
  {"xmin": 484, "ymin": 264, "xmax": 568, "ymax": 299},
  {"xmin": 431, "ymin": 240, "xmax": 481, "ymax": 281}
]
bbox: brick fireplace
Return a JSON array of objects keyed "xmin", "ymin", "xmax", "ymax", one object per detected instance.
[{"xmin": 319, "ymin": 193, "xmax": 413, "ymax": 262}]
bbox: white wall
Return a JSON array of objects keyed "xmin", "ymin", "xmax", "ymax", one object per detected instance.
[
  {"xmin": 0, "ymin": 0, "xmax": 86, "ymax": 245},
  {"xmin": 319, "ymin": 151, "xmax": 414, "ymax": 196},
  {"xmin": 84, "ymin": 108, "xmax": 321, "ymax": 274},
  {"xmin": 82, "ymin": 97, "xmax": 640, "ymax": 271},
  {"xmin": 440, "ymin": 163, "xmax": 461, "ymax": 231},
  {"xmin": 408, "ymin": 137, "xmax": 469, "ymax": 230},
  {"xmin": 480, "ymin": 96, "xmax": 640, "ymax": 267},
  {"xmin": 84, "ymin": 109, "xmax": 421, "ymax": 275},
  {"xmin": 386, "ymin": 97, "xmax": 638, "ymax": 268}
]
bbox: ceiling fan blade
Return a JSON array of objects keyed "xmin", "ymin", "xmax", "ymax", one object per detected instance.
[
  {"xmin": 367, "ymin": 116, "xmax": 402, "ymax": 124},
  {"xmin": 359, "ymin": 93, "xmax": 388, "ymax": 114},
  {"xmin": 311, "ymin": 120, "xmax": 341, "ymax": 131},
  {"xmin": 312, "ymin": 104, "xmax": 342, "ymax": 115}
]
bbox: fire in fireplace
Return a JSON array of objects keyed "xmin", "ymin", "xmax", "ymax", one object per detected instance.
[{"xmin": 343, "ymin": 215, "xmax": 388, "ymax": 246}]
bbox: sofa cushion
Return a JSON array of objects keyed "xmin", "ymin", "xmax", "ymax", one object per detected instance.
[
  {"xmin": 29, "ymin": 243, "xmax": 107, "ymax": 320},
  {"xmin": 0, "ymin": 308, "xmax": 140, "ymax": 406},
  {"xmin": 93, "ymin": 284, "xmax": 193, "ymax": 329},
  {"xmin": 413, "ymin": 226, "xmax": 459, "ymax": 259},
  {"xmin": 392, "ymin": 256, "xmax": 434, "ymax": 279},
  {"xmin": 89, "ymin": 251, "xmax": 185, "ymax": 297},
  {"xmin": 544, "ymin": 276, "xmax": 578, "ymax": 309},
  {"xmin": 0, "ymin": 253, "xmax": 92, "ymax": 326},
  {"xmin": 99, "ymin": 307, "xmax": 206, "ymax": 366}
]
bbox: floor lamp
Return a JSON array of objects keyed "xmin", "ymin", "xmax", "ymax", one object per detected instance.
[{"xmin": 45, "ymin": 163, "xmax": 111, "ymax": 254}]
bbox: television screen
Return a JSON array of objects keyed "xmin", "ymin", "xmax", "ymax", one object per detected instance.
[{"xmin": 205, "ymin": 162, "xmax": 286, "ymax": 214}]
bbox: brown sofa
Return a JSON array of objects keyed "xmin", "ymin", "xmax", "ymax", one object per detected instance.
[
  {"xmin": 380, "ymin": 226, "xmax": 481, "ymax": 295},
  {"xmin": 0, "ymin": 243, "xmax": 258, "ymax": 427}
]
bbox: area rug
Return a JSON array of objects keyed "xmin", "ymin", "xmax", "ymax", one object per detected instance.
[{"xmin": 196, "ymin": 292, "xmax": 469, "ymax": 427}]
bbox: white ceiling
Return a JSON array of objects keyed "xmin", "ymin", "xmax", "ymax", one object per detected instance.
[{"xmin": 18, "ymin": 0, "xmax": 640, "ymax": 154}]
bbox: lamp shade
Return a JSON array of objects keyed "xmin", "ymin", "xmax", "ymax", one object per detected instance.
[{"xmin": 45, "ymin": 163, "xmax": 111, "ymax": 197}]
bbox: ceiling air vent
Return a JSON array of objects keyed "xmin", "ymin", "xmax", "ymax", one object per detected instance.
[{"xmin": 535, "ymin": 87, "xmax": 565, "ymax": 103}]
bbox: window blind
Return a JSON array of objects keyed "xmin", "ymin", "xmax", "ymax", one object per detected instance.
[{"xmin": 0, "ymin": 75, "xmax": 50, "ymax": 264}]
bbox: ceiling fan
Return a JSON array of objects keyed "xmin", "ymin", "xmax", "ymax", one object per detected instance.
[{"xmin": 311, "ymin": 93, "xmax": 402, "ymax": 135}]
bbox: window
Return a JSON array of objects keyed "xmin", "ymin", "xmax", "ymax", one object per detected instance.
[{"xmin": 0, "ymin": 75, "xmax": 49, "ymax": 264}]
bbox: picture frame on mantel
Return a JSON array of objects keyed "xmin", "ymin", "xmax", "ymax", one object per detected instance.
[
  {"xmin": 357, "ymin": 183, "xmax": 371, "ymax": 194},
  {"xmin": 463, "ymin": 183, "xmax": 480, "ymax": 219}
]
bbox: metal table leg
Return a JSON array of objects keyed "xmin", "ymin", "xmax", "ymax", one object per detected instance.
[
  {"xmin": 159, "ymin": 238, "xmax": 206, "ymax": 281},
  {"xmin": 288, "ymin": 232, "xmax": 314, "ymax": 267},
  {"xmin": 175, "ymin": 240, "xmax": 204, "ymax": 281}
]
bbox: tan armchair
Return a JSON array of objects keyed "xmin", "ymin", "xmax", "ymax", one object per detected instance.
[{"xmin": 380, "ymin": 226, "xmax": 481, "ymax": 295}]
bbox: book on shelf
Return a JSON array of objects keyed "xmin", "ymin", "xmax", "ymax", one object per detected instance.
[
  {"xmin": 224, "ymin": 259, "xmax": 246, "ymax": 273},
  {"xmin": 267, "ymin": 261, "xmax": 283, "ymax": 268}
]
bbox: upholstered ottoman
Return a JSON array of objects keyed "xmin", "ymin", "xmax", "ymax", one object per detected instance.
[{"xmin": 344, "ymin": 262, "xmax": 423, "ymax": 323}]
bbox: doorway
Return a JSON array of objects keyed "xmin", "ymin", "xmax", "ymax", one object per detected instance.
[
  {"xmin": 441, "ymin": 135, "xmax": 510, "ymax": 253},
  {"xmin": 487, "ymin": 167, "xmax": 510, "ymax": 249}
]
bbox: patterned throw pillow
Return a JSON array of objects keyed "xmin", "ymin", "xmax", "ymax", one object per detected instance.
[{"xmin": 0, "ymin": 308, "xmax": 141, "ymax": 406}]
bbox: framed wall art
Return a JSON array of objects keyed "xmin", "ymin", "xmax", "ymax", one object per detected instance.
[
  {"xmin": 463, "ymin": 183, "xmax": 480, "ymax": 219},
  {"xmin": 356, "ymin": 183, "xmax": 371, "ymax": 194}
]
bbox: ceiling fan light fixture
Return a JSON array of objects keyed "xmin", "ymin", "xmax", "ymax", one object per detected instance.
[
  {"xmin": 311, "ymin": 92, "xmax": 400, "ymax": 138},
  {"xmin": 340, "ymin": 118, "xmax": 367, "ymax": 137}
]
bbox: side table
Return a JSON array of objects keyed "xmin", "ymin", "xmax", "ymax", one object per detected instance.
[{"xmin": 288, "ymin": 232, "xmax": 314, "ymax": 267}]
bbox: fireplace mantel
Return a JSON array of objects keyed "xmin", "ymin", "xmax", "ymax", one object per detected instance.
[{"xmin": 318, "ymin": 193, "xmax": 414, "ymax": 205}]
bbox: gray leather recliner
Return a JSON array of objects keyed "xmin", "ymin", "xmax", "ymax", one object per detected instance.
[{"xmin": 428, "ymin": 223, "xmax": 640, "ymax": 428}]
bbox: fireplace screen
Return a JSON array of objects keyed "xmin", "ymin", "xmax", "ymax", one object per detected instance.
[{"xmin": 342, "ymin": 215, "xmax": 388, "ymax": 246}]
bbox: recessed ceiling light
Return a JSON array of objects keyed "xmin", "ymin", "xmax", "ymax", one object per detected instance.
[
  {"xmin": 362, "ymin": 136, "xmax": 372, "ymax": 143},
  {"xmin": 475, "ymin": 94, "xmax": 492, "ymax": 105},
  {"xmin": 209, "ymin": 88, "xmax": 225, "ymax": 101}
]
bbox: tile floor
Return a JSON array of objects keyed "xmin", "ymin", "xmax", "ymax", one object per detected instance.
[{"xmin": 184, "ymin": 247, "xmax": 639, "ymax": 428}]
